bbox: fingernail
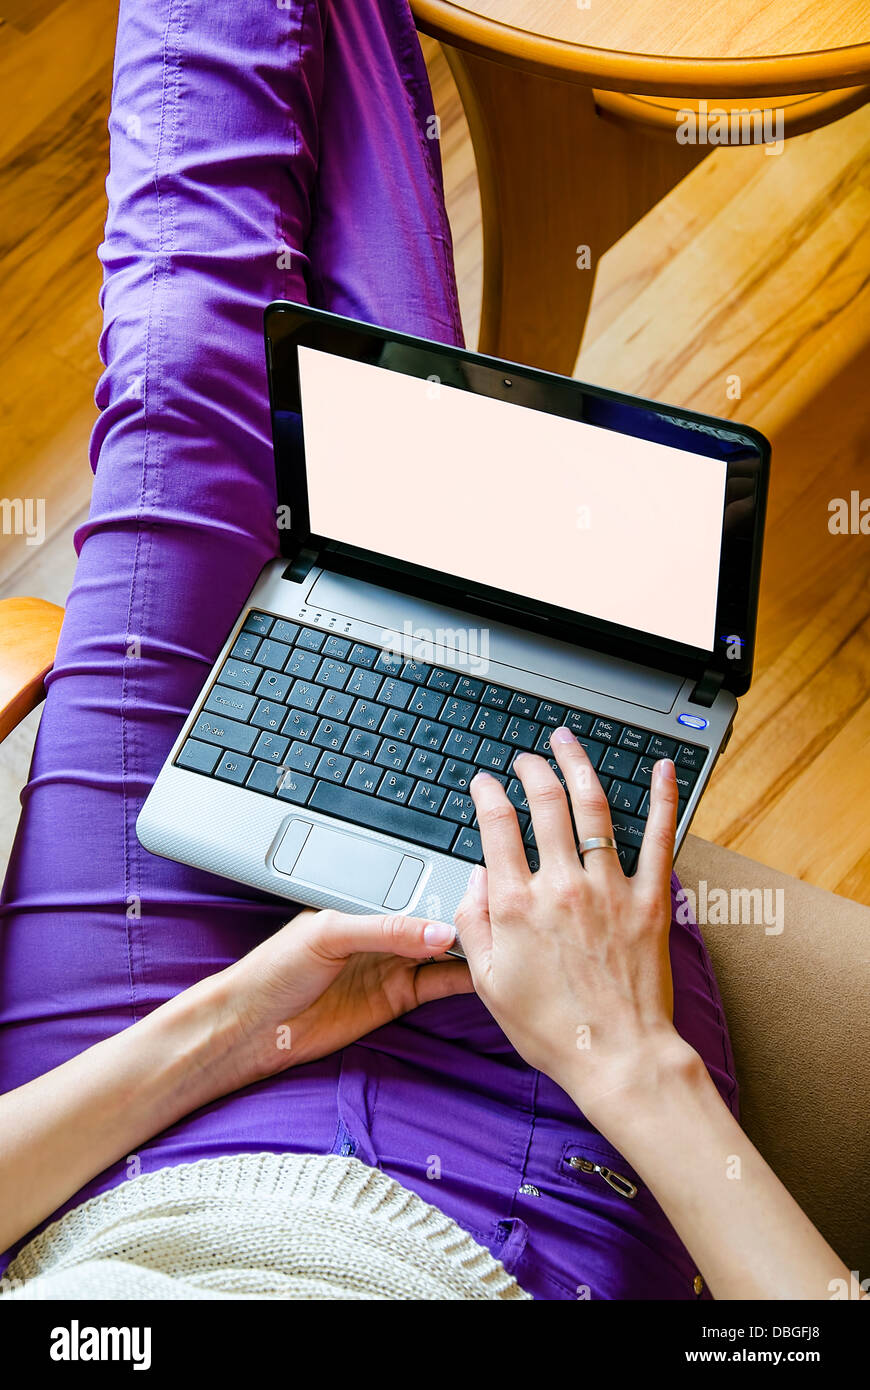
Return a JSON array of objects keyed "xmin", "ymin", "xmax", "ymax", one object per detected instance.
[
  {"xmin": 471, "ymin": 770, "xmax": 496, "ymax": 784},
  {"xmin": 656, "ymin": 757, "xmax": 675, "ymax": 782},
  {"xmin": 550, "ymin": 726, "xmax": 575, "ymax": 746},
  {"xmin": 468, "ymin": 864, "xmax": 485, "ymax": 893},
  {"xmin": 424, "ymin": 921, "xmax": 455, "ymax": 948}
]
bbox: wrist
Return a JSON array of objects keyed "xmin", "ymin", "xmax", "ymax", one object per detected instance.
[
  {"xmin": 567, "ymin": 1032, "xmax": 712, "ymax": 1142},
  {"xmin": 132, "ymin": 972, "xmax": 242, "ymax": 1122}
]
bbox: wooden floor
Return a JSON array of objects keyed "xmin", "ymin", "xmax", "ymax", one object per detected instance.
[{"xmin": 0, "ymin": 4, "xmax": 868, "ymax": 903}]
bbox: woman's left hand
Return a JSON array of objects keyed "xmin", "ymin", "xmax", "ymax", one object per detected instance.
[{"xmin": 202, "ymin": 909, "xmax": 473, "ymax": 1091}]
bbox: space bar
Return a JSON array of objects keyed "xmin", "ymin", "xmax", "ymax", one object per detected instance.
[{"xmin": 309, "ymin": 783, "xmax": 455, "ymax": 852}]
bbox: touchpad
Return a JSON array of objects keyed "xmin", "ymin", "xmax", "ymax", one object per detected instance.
[{"xmin": 273, "ymin": 819, "xmax": 425, "ymax": 910}]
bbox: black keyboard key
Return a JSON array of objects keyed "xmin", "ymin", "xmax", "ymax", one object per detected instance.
[
  {"xmin": 192, "ymin": 712, "xmax": 257, "ymax": 755},
  {"xmin": 676, "ymin": 743, "xmax": 706, "ymax": 772},
  {"xmin": 441, "ymin": 696, "xmax": 476, "ymax": 729},
  {"xmin": 349, "ymin": 699, "xmax": 386, "ymax": 732},
  {"xmin": 205, "ymin": 684, "xmax": 256, "ymax": 721},
  {"xmin": 408, "ymin": 686, "xmax": 445, "ymax": 719},
  {"xmin": 285, "ymin": 740, "xmax": 318, "ymax": 775},
  {"xmin": 346, "ymin": 760, "xmax": 380, "ymax": 794},
  {"xmin": 231, "ymin": 632, "xmax": 261, "ymax": 662},
  {"xmin": 439, "ymin": 758, "xmax": 477, "ymax": 791},
  {"xmin": 401, "ymin": 659, "xmax": 431, "ymax": 685},
  {"xmin": 381, "ymin": 708, "xmax": 415, "ymax": 741},
  {"xmin": 375, "ymin": 739, "xmax": 412, "ymax": 772},
  {"xmin": 345, "ymin": 728, "xmax": 379, "ymax": 761},
  {"xmin": 252, "ymin": 699, "xmax": 285, "ymax": 732},
  {"xmin": 407, "ymin": 747, "xmax": 443, "ymax": 781},
  {"xmin": 348, "ymin": 642, "xmax": 378, "ymax": 668},
  {"xmin": 247, "ymin": 760, "xmax": 284, "ymax": 794},
  {"xmin": 444, "ymin": 728, "xmax": 479, "ymax": 761},
  {"xmin": 673, "ymin": 765, "xmax": 700, "ymax": 798},
  {"xmin": 177, "ymin": 738, "xmax": 220, "ymax": 774},
  {"xmin": 215, "ymin": 751, "xmax": 253, "ymax": 785},
  {"xmin": 536, "ymin": 700, "xmax": 566, "ymax": 728},
  {"xmin": 346, "ymin": 668, "xmax": 381, "ymax": 699},
  {"xmin": 455, "ymin": 676, "xmax": 484, "ymax": 701},
  {"xmin": 475, "ymin": 739, "xmax": 513, "ymax": 773},
  {"xmin": 314, "ymin": 750, "xmax": 351, "ymax": 783},
  {"xmin": 481, "ymin": 683, "xmax": 510, "ymax": 710},
  {"xmin": 565, "ymin": 710, "xmax": 594, "ymax": 736},
  {"xmin": 525, "ymin": 846, "xmax": 541, "ymax": 873},
  {"xmin": 286, "ymin": 679, "xmax": 321, "ymax": 712},
  {"xmin": 637, "ymin": 790, "xmax": 650, "ymax": 818},
  {"xmin": 506, "ymin": 778, "xmax": 529, "ymax": 812},
  {"xmin": 427, "ymin": 667, "xmax": 456, "ymax": 694},
  {"xmin": 377, "ymin": 770, "xmax": 413, "ymax": 804},
  {"xmin": 508, "ymin": 692, "xmax": 537, "ymax": 717},
  {"xmin": 220, "ymin": 658, "xmax": 260, "ymax": 693},
  {"xmin": 618, "ymin": 726, "xmax": 647, "ymax": 753},
  {"xmin": 242, "ymin": 611, "xmax": 272, "ymax": 636},
  {"xmin": 534, "ymin": 726, "xmax": 555, "ymax": 756},
  {"xmin": 610, "ymin": 810, "xmax": 646, "ymax": 848},
  {"xmin": 285, "ymin": 648, "xmax": 319, "ymax": 680},
  {"xmin": 313, "ymin": 718, "xmax": 349, "ymax": 751},
  {"xmin": 282, "ymin": 706, "xmax": 317, "ymax": 740},
  {"xmin": 503, "ymin": 717, "xmax": 539, "ymax": 750},
  {"xmin": 257, "ymin": 638, "xmax": 291, "ymax": 671},
  {"xmin": 409, "ymin": 781, "xmax": 446, "ymax": 815},
  {"xmin": 316, "ymin": 658, "xmax": 351, "ymax": 691},
  {"xmin": 412, "ymin": 718, "xmax": 448, "ymax": 751},
  {"xmin": 442, "ymin": 791, "xmax": 476, "ymax": 824},
  {"xmin": 297, "ymin": 628, "xmax": 326, "ymax": 653},
  {"xmin": 318, "ymin": 687, "xmax": 354, "ymax": 722},
  {"xmin": 576, "ymin": 737, "xmax": 606, "ymax": 769},
  {"xmin": 379, "ymin": 677, "xmax": 413, "ymax": 709},
  {"xmin": 453, "ymin": 826, "xmax": 483, "ymax": 862},
  {"xmin": 253, "ymin": 731, "xmax": 289, "ymax": 763},
  {"xmin": 616, "ymin": 845, "xmax": 639, "ymax": 876},
  {"xmin": 309, "ymin": 781, "xmax": 455, "ymax": 851},
  {"xmin": 546, "ymin": 757, "xmax": 567, "ymax": 787},
  {"xmin": 323, "ymin": 635, "xmax": 351, "ymax": 659},
  {"xmin": 607, "ymin": 780, "xmax": 644, "ymax": 814},
  {"xmin": 600, "ymin": 746, "xmax": 638, "ymax": 780},
  {"xmin": 276, "ymin": 770, "xmax": 314, "ymax": 805},
  {"xmin": 271, "ymin": 620, "xmax": 300, "ymax": 646},
  {"xmin": 632, "ymin": 756, "xmax": 657, "ymax": 788},
  {"xmin": 590, "ymin": 717, "xmax": 620, "ymax": 745},
  {"xmin": 471, "ymin": 706, "xmax": 508, "ymax": 738},
  {"xmin": 257, "ymin": 668, "xmax": 292, "ymax": 701},
  {"xmin": 647, "ymin": 734, "xmax": 678, "ymax": 759},
  {"xmin": 375, "ymin": 650, "xmax": 404, "ymax": 676}
]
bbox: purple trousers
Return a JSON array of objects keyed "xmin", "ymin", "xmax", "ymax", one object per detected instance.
[{"xmin": 0, "ymin": 0, "xmax": 737, "ymax": 1299}]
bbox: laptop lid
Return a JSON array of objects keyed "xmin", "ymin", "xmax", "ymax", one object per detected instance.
[{"xmin": 264, "ymin": 302, "xmax": 769, "ymax": 698}]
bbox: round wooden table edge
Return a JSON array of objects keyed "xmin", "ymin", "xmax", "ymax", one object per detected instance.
[{"xmin": 411, "ymin": 0, "xmax": 870, "ymax": 97}]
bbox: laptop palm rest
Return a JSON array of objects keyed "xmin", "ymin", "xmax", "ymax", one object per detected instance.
[{"xmin": 272, "ymin": 819, "xmax": 425, "ymax": 911}]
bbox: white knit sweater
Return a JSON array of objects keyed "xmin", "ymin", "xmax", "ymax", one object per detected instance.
[{"xmin": 1, "ymin": 1153, "xmax": 531, "ymax": 1300}]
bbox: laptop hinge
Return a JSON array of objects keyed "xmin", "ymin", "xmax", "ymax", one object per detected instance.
[
  {"xmin": 689, "ymin": 667, "xmax": 725, "ymax": 707},
  {"xmin": 282, "ymin": 546, "xmax": 320, "ymax": 584}
]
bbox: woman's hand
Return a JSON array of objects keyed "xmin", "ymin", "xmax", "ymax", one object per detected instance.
[
  {"xmin": 204, "ymin": 909, "xmax": 473, "ymax": 1093},
  {"xmin": 455, "ymin": 728, "xmax": 690, "ymax": 1123}
]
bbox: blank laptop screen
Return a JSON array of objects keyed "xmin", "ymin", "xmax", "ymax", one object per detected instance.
[{"xmin": 297, "ymin": 345, "xmax": 728, "ymax": 653}]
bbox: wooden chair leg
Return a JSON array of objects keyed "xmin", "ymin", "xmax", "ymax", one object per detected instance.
[{"xmin": 444, "ymin": 46, "xmax": 708, "ymax": 373}]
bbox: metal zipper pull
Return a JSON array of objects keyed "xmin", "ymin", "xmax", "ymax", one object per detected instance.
[{"xmin": 567, "ymin": 1155, "xmax": 638, "ymax": 1200}]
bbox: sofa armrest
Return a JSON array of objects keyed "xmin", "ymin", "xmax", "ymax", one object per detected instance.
[
  {"xmin": 676, "ymin": 833, "xmax": 870, "ymax": 1272},
  {"xmin": 0, "ymin": 597, "xmax": 64, "ymax": 743}
]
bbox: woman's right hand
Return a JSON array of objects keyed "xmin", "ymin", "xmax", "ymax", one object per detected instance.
[{"xmin": 455, "ymin": 729, "xmax": 695, "ymax": 1123}]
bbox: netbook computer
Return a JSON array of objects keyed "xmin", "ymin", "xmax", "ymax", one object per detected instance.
[{"xmin": 136, "ymin": 303, "xmax": 769, "ymax": 940}]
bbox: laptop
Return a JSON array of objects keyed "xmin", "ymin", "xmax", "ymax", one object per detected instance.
[{"xmin": 136, "ymin": 303, "xmax": 769, "ymax": 943}]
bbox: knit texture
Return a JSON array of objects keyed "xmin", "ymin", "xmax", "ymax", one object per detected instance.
[{"xmin": 2, "ymin": 1153, "xmax": 531, "ymax": 1300}]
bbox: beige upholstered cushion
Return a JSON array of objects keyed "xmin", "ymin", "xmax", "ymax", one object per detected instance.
[{"xmin": 676, "ymin": 835, "xmax": 869, "ymax": 1271}]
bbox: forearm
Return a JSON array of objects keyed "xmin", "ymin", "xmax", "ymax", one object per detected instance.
[
  {"xmin": 0, "ymin": 975, "xmax": 234, "ymax": 1256},
  {"xmin": 577, "ymin": 1044, "xmax": 855, "ymax": 1301}
]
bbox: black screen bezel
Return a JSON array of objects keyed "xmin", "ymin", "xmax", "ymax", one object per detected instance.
[{"xmin": 264, "ymin": 301, "xmax": 769, "ymax": 697}]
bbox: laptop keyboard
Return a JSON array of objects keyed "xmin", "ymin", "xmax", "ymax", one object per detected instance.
[{"xmin": 175, "ymin": 611, "xmax": 708, "ymax": 876}]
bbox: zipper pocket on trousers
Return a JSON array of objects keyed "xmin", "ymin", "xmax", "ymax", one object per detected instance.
[{"xmin": 565, "ymin": 1154, "xmax": 638, "ymax": 1200}]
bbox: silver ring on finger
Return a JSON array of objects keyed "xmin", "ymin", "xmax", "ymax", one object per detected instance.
[{"xmin": 578, "ymin": 836, "xmax": 619, "ymax": 858}]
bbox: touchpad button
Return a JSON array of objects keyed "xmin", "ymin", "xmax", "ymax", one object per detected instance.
[{"xmin": 274, "ymin": 820, "xmax": 410, "ymax": 907}]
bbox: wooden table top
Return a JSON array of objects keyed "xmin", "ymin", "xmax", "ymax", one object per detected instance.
[{"xmin": 412, "ymin": 0, "xmax": 870, "ymax": 95}]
